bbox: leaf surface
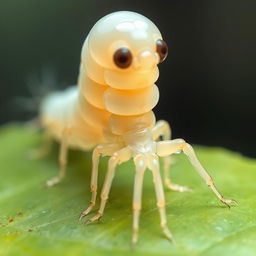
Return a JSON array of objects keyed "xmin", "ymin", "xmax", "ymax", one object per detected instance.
[{"xmin": 0, "ymin": 125, "xmax": 256, "ymax": 256}]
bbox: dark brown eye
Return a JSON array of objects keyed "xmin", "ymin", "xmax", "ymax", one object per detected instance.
[
  {"xmin": 113, "ymin": 48, "xmax": 132, "ymax": 69},
  {"xmin": 156, "ymin": 39, "xmax": 168, "ymax": 63}
]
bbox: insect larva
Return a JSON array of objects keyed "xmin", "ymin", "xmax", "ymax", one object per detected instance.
[{"xmin": 39, "ymin": 11, "xmax": 236, "ymax": 244}]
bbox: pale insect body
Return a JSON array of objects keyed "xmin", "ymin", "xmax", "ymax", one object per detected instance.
[{"xmin": 40, "ymin": 11, "xmax": 236, "ymax": 244}]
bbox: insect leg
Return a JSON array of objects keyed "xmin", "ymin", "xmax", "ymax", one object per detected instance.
[
  {"xmin": 163, "ymin": 155, "xmax": 191, "ymax": 192},
  {"xmin": 86, "ymin": 147, "xmax": 132, "ymax": 223},
  {"xmin": 152, "ymin": 120, "xmax": 191, "ymax": 192},
  {"xmin": 46, "ymin": 128, "xmax": 70, "ymax": 187},
  {"xmin": 156, "ymin": 139, "xmax": 237, "ymax": 207},
  {"xmin": 80, "ymin": 143, "xmax": 122, "ymax": 220},
  {"xmin": 152, "ymin": 120, "xmax": 171, "ymax": 141},
  {"xmin": 148, "ymin": 154, "xmax": 174, "ymax": 242},
  {"xmin": 132, "ymin": 154, "xmax": 146, "ymax": 246}
]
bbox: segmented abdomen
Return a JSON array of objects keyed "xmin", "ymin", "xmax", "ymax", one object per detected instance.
[
  {"xmin": 77, "ymin": 38, "xmax": 158, "ymax": 141},
  {"xmin": 41, "ymin": 36, "xmax": 159, "ymax": 149}
]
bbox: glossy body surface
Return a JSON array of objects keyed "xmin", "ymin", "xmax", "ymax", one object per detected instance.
[
  {"xmin": 41, "ymin": 11, "xmax": 161, "ymax": 149},
  {"xmin": 40, "ymin": 11, "xmax": 236, "ymax": 244}
]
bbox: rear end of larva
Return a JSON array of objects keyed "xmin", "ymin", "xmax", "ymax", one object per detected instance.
[{"xmin": 39, "ymin": 74, "xmax": 108, "ymax": 150}]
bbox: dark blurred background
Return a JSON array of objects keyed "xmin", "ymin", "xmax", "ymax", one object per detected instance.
[{"xmin": 0, "ymin": 0, "xmax": 256, "ymax": 157}]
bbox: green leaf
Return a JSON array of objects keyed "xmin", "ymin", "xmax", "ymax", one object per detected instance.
[{"xmin": 0, "ymin": 125, "xmax": 256, "ymax": 256}]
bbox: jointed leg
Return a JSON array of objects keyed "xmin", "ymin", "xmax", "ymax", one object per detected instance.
[
  {"xmin": 148, "ymin": 154, "xmax": 174, "ymax": 241},
  {"xmin": 152, "ymin": 120, "xmax": 190, "ymax": 192},
  {"xmin": 132, "ymin": 154, "xmax": 146, "ymax": 245},
  {"xmin": 80, "ymin": 143, "xmax": 122, "ymax": 219},
  {"xmin": 152, "ymin": 120, "xmax": 171, "ymax": 141},
  {"xmin": 86, "ymin": 147, "xmax": 132, "ymax": 223},
  {"xmin": 163, "ymin": 156, "xmax": 191, "ymax": 192},
  {"xmin": 46, "ymin": 128, "xmax": 70, "ymax": 187},
  {"xmin": 157, "ymin": 139, "xmax": 236, "ymax": 206}
]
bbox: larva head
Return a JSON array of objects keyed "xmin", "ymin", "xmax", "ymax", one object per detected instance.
[{"xmin": 84, "ymin": 11, "xmax": 168, "ymax": 89}]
